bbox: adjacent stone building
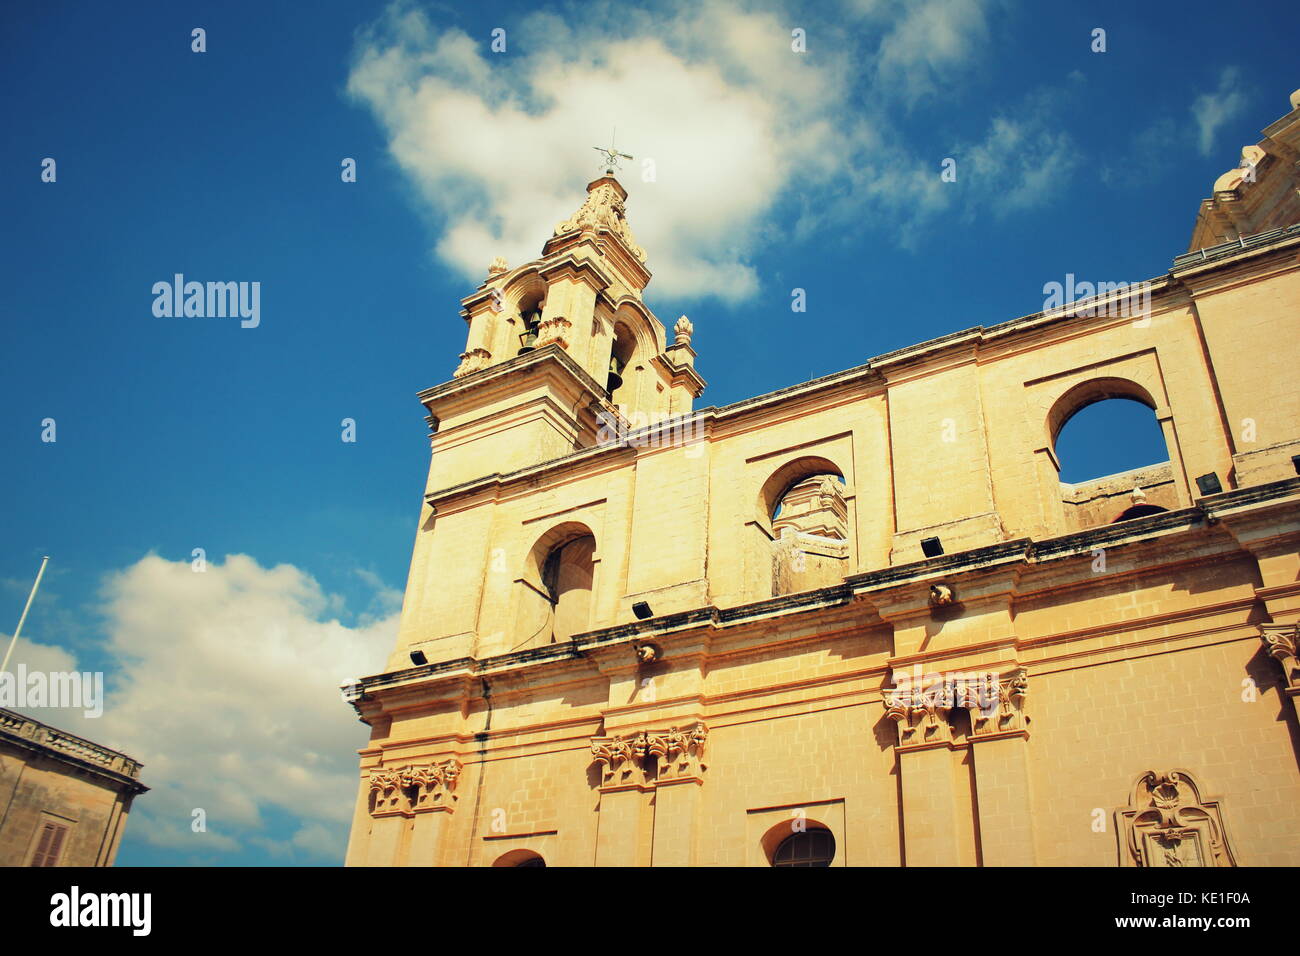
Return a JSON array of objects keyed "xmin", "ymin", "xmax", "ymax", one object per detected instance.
[
  {"xmin": 0, "ymin": 708, "xmax": 147, "ymax": 866},
  {"xmin": 345, "ymin": 92, "xmax": 1300, "ymax": 866}
]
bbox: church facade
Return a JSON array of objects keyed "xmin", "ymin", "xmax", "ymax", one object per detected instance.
[{"xmin": 344, "ymin": 91, "xmax": 1300, "ymax": 867}]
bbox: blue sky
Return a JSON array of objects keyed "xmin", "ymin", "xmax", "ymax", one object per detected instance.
[{"xmin": 1, "ymin": 0, "xmax": 1295, "ymax": 865}]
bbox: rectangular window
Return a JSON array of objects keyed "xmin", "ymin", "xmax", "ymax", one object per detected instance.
[{"xmin": 30, "ymin": 821, "xmax": 70, "ymax": 867}]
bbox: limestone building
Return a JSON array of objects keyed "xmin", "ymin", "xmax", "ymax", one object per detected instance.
[
  {"xmin": 344, "ymin": 92, "xmax": 1300, "ymax": 867},
  {"xmin": 0, "ymin": 708, "xmax": 147, "ymax": 866}
]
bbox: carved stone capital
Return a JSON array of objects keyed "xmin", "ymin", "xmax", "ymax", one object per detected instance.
[
  {"xmin": 884, "ymin": 686, "xmax": 953, "ymax": 749},
  {"xmin": 590, "ymin": 731, "xmax": 649, "ymax": 790},
  {"xmin": 1260, "ymin": 623, "xmax": 1300, "ymax": 694},
  {"xmin": 964, "ymin": 666, "xmax": 1029, "ymax": 739},
  {"xmin": 1116, "ymin": 770, "xmax": 1237, "ymax": 867},
  {"xmin": 535, "ymin": 315, "xmax": 572, "ymax": 350},
  {"xmin": 367, "ymin": 768, "xmax": 407, "ymax": 816},
  {"xmin": 589, "ymin": 722, "xmax": 708, "ymax": 789},
  {"xmin": 646, "ymin": 723, "xmax": 708, "ymax": 783},
  {"xmin": 367, "ymin": 758, "xmax": 462, "ymax": 816}
]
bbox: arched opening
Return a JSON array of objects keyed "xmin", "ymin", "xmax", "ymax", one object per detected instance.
[
  {"xmin": 761, "ymin": 819, "xmax": 836, "ymax": 867},
  {"xmin": 608, "ymin": 322, "xmax": 637, "ymax": 405},
  {"xmin": 772, "ymin": 474, "xmax": 849, "ymax": 538},
  {"xmin": 544, "ymin": 534, "xmax": 596, "ymax": 642},
  {"xmin": 1048, "ymin": 378, "xmax": 1178, "ymax": 532},
  {"xmin": 1113, "ymin": 503, "xmax": 1169, "ymax": 523},
  {"xmin": 492, "ymin": 849, "xmax": 546, "ymax": 867},
  {"xmin": 516, "ymin": 290, "xmax": 545, "ymax": 355},
  {"xmin": 513, "ymin": 523, "xmax": 597, "ymax": 649},
  {"xmin": 758, "ymin": 456, "xmax": 846, "ymax": 528},
  {"xmin": 1054, "ymin": 396, "xmax": 1169, "ymax": 484},
  {"xmin": 758, "ymin": 457, "xmax": 851, "ymax": 597}
]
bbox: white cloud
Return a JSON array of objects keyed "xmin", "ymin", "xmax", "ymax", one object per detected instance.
[
  {"xmin": 962, "ymin": 114, "xmax": 1078, "ymax": 216},
  {"xmin": 1193, "ymin": 67, "xmax": 1248, "ymax": 157},
  {"xmin": 347, "ymin": 1, "xmax": 840, "ymax": 303},
  {"xmin": 873, "ymin": 0, "xmax": 994, "ymax": 104},
  {"xmin": 15, "ymin": 554, "xmax": 395, "ymax": 863},
  {"xmin": 346, "ymin": 0, "xmax": 1065, "ymax": 304}
]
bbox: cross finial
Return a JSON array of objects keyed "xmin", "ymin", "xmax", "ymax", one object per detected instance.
[{"xmin": 593, "ymin": 129, "xmax": 633, "ymax": 176}]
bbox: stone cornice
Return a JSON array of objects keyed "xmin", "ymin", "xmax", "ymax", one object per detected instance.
[
  {"xmin": 417, "ymin": 225, "xmax": 1299, "ymax": 511},
  {"xmin": 649, "ymin": 350, "xmax": 708, "ymax": 396},
  {"xmin": 0, "ymin": 708, "xmax": 148, "ymax": 796},
  {"xmin": 349, "ymin": 479, "xmax": 1300, "ymax": 713},
  {"xmin": 417, "ymin": 342, "xmax": 608, "ymax": 413}
]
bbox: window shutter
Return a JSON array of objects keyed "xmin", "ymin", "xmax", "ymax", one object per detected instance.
[{"xmin": 31, "ymin": 822, "xmax": 69, "ymax": 867}]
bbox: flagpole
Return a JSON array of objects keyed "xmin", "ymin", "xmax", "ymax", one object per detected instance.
[{"xmin": 1, "ymin": 556, "xmax": 49, "ymax": 677}]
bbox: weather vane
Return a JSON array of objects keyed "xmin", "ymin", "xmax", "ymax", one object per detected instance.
[{"xmin": 593, "ymin": 130, "xmax": 632, "ymax": 176}]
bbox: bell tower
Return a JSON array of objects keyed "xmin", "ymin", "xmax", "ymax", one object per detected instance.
[
  {"xmin": 424, "ymin": 173, "xmax": 706, "ymax": 491},
  {"xmin": 387, "ymin": 171, "xmax": 708, "ymax": 670}
]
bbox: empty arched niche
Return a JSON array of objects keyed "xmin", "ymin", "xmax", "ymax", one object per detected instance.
[{"xmin": 513, "ymin": 522, "xmax": 597, "ymax": 649}]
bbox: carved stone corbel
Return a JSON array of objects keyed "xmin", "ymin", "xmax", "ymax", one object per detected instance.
[{"xmin": 1116, "ymin": 770, "xmax": 1238, "ymax": 867}]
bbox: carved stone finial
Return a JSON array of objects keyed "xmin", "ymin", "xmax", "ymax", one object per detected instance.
[
  {"xmin": 673, "ymin": 315, "xmax": 693, "ymax": 346},
  {"xmin": 487, "ymin": 256, "xmax": 508, "ymax": 276},
  {"xmin": 553, "ymin": 179, "xmax": 646, "ymax": 262},
  {"xmin": 1131, "ymin": 486, "xmax": 1147, "ymax": 505}
]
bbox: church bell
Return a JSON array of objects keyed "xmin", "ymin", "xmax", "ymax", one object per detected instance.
[
  {"xmin": 518, "ymin": 311, "xmax": 541, "ymax": 353},
  {"xmin": 606, "ymin": 355, "xmax": 625, "ymax": 394}
]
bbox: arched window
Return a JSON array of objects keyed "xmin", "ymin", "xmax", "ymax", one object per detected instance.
[
  {"xmin": 771, "ymin": 829, "xmax": 836, "ymax": 867},
  {"xmin": 1113, "ymin": 503, "xmax": 1168, "ymax": 523},
  {"xmin": 492, "ymin": 849, "xmax": 546, "ymax": 867},
  {"xmin": 772, "ymin": 474, "xmax": 849, "ymax": 539}
]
